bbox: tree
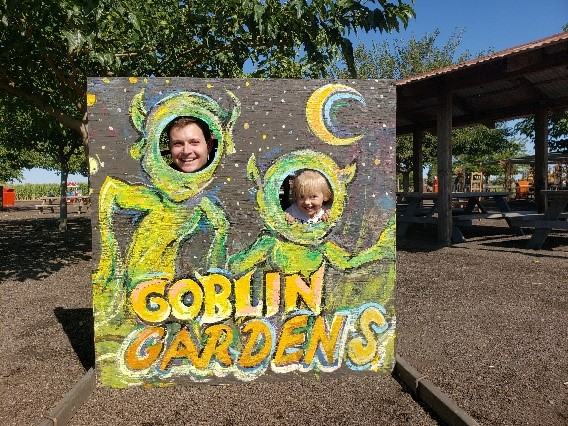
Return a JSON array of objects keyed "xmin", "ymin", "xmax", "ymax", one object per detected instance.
[
  {"xmin": 0, "ymin": 95, "xmax": 40, "ymax": 181},
  {"xmin": 332, "ymin": 28, "xmax": 473, "ymax": 80},
  {"xmin": 1, "ymin": 93, "xmax": 84, "ymax": 185},
  {"xmin": 514, "ymin": 114, "xmax": 568, "ymax": 153},
  {"xmin": 513, "ymin": 23, "xmax": 568, "ymax": 154},
  {"xmin": 452, "ymin": 124, "xmax": 525, "ymax": 190},
  {"xmin": 330, "ymin": 29, "xmax": 524, "ymax": 189},
  {"xmin": 0, "ymin": 0, "xmax": 415, "ymax": 227},
  {"xmin": 1, "ymin": 1, "xmax": 416, "ymax": 145}
]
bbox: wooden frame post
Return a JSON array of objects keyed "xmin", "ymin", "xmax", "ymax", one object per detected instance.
[
  {"xmin": 534, "ymin": 109, "xmax": 549, "ymax": 213},
  {"xmin": 437, "ymin": 92, "xmax": 453, "ymax": 246},
  {"xmin": 413, "ymin": 129, "xmax": 424, "ymax": 192}
]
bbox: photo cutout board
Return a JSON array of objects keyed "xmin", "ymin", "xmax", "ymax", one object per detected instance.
[{"xmin": 87, "ymin": 78, "xmax": 396, "ymax": 387}]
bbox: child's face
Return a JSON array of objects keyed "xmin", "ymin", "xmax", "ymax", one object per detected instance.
[{"xmin": 296, "ymin": 189, "xmax": 328, "ymax": 218}]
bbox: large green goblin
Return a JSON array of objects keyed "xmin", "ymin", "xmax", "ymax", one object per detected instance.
[
  {"xmin": 94, "ymin": 89, "xmax": 240, "ymax": 291},
  {"xmin": 93, "ymin": 90, "xmax": 239, "ymax": 385},
  {"xmin": 228, "ymin": 150, "xmax": 395, "ymax": 280}
]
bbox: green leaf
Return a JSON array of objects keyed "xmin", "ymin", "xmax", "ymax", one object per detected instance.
[
  {"xmin": 128, "ymin": 12, "xmax": 141, "ymax": 32},
  {"xmin": 62, "ymin": 30, "xmax": 86, "ymax": 53}
]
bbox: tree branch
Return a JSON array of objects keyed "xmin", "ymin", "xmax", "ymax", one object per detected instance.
[
  {"xmin": 45, "ymin": 53, "xmax": 82, "ymax": 101},
  {"xmin": 0, "ymin": 79, "xmax": 83, "ymax": 136}
]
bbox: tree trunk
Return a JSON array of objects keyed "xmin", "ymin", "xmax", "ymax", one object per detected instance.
[
  {"xmin": 58, "ymin": 141, "xmax": 69, "ymax": 232},
  {"xmin": 81, "ymin": 119, "xmax": 91, "ymax": 193},
  {"xmin": 401, "ymin": 172, "xmax": 410, "ymax": 192},
  {"xmin": 59, "ymin": 168, "xmax": 69, "ymax": 232}
]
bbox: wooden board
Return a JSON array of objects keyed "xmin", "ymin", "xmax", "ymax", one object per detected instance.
[{"xmin": 88, "ymin": 77, "xmax": 397, "ymax": 387}]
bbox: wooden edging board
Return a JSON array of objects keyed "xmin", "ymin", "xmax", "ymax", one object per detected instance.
[{"xmin": 38, "ymin": 357, "xmax": 480, "ymax": 425}]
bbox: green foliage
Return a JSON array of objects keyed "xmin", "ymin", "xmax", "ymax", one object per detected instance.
[
  {"xmin": 329, "ymin": 29, "xmax": 523, "ymax": 181},
  {"xmin": 514, "ymin": 114, "xmax": 568, "ymax": 153},
  {"xmin": 0, "ymin": 95, "xmax": 45, "ymax": 181},
  {"xmin": 452, "ymin": 124, "xmax": 525, "ymax": 177},
  {"xmin": 0, "ymin": 93, "xmax": 86, "ymax": 182},
  {"xmin": 0, "ymin": 0, "xmax": 415, "ymax": 180},
  {"xmin": 331, "ymin": 28, "xmax": 476, "ymax": 79},
  {"xmin": 11, "ymin": 182, "xmax": 88, "ymax": 200}
]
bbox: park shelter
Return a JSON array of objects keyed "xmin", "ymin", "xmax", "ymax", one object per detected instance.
[
  {"xmin": 499, "ymin": 152, "xmax": 568, "ymax": 165},
  {"xmin": 487, "ymin": 152, "xmax": 568, "ymax": 192},
  {"xmin": 395, "ymin": 31, "xmax": 568, "ymax": 245}
]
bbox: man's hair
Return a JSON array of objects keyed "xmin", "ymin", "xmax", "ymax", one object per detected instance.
[
  {"xmin": 166, "ymin": 116, "xmax": 211, "ymax": 143},
  {"xmin": 292, "ymin": 170, "xmax": 333, "ymax": 202}
]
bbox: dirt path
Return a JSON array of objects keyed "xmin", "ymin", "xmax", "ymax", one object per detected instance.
[{"xmin": 1, "ymin": 202, "xmax": 567, "ymax": 425}]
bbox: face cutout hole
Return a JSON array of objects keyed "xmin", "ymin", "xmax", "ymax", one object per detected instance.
[
  {"xmin": 279, "ymin": 174, "xmax": 294, "ymax": 211},
  {"xmin": 160, "ymin": 116, "xmax": 218, "ymax": 173},
  {"xmin": 281, "ymin": 169, "xmax": 334, "ymax": 223}
]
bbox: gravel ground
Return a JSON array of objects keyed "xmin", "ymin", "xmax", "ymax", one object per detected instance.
[{"xmin": 1, "ymin": 201, "xmax": 567, "ymax": 425}]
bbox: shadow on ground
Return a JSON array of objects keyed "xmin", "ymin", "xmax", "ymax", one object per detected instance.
[
  {"xmin": 54, "ymin": 307, "xmax": 95, "ymax": 370},
  {"xmin": 397, "ymin": 222, "xmax": 568, "ymax": 254},
  {"xmin": 0, "ymin": 216, "xmax": 92, "ymax": 282}
]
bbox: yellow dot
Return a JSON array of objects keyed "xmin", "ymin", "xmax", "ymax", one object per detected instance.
[
  {"xmin": 144, "ymin": 78, "xmax": 148, "ymax": 83},
  {"xmin": 128, "ymin": 77, "xmax": 138, "ymax": 84},
  {"xmin": 374, "ymin": 158, "xmax": 381, "ymax": 166},
  {"xmin": 165, "ymin": 79, "xmax": 170, "ymax": 84},
  {"xmin": 245, "ymin": 81, "xmax": 250, "ymax": 87},
  {"xmin": 102, "ymin": 77, "xmax": 110, "ymax": 83},
  {"xmin": 243, "ymin": 123, "xmax": 250, "ymax": 129},
  {"xmin": 88, "ymin": 157, "xmax": 99, "ymax": 174},
  {"xmin": 86, "ymin": 93, "xmax": 96, "ymax": 107},
  {"xmin": 207, "ymin": 83, "xmax": 213, "ymax": 88},
  {"xmin": 262, "ymin": 134, "xmax": 267, "ymax": 140},
  {"xmin": 227, "ymin": 177, "xmax": 231, "ymax": 182}
]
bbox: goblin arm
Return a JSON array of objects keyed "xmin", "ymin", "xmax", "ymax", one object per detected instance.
[
  {"xmin": 322, "ymin": 214, "xmax": 396, "ymax": 270},
  {"xmin": 227, "ymin": 232, "xmax": 276, "ymax": 277},
  {"xmin": 199, "ymin": 196, "xmax": 230, "ymax": 269},
  {"xmin": 93, "ymin": 177, "xmax": 158, "ymax": 288}
]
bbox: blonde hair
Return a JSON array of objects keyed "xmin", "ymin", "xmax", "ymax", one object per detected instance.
[{"xmin": 292, "ymin": 170, "xmax": 333, "ymax": 203}]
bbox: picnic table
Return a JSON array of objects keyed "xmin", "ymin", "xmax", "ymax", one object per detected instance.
[
  {"xmin": 36, "ymin": 195, "xmax": 91, "ymax": 214},
  {"xmin": 397, "ymin": 191, "xmax": 525, "ymax": 243},
  {"xmin": 510, "ymin": 190, "xmax": 568, "ymax": 249}
]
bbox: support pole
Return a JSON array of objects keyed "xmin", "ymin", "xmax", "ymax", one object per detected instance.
[
  {"xmin": 437, "ymin": 92, "xmax": 453, "ymax": 246},
  {"xmin": 534, "ymin": 109, "xmax": 549, "ymax": 213},
  {"xmin": 413, "ymin": 129, "xmax": 424, "ymax": 192}
]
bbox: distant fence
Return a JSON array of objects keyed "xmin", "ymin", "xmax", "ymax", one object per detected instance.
[{"xmin": 10, "ymin": 183, "xmax": 89, "ymax": 201}]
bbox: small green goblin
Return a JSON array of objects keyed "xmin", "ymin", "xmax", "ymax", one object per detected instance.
[{"xmin": 228, "ymin": 150, "xmax": 395, "ymax": 279}]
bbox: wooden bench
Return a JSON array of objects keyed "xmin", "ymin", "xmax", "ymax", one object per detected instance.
[
  {"xmin": 36, "ymin": 204, "xmax": 90, "ymax": 214},
  {"xmin": 452, "ymin": 211, "xmax": 541, "ymax": 237},
  {"xmin": 36, "ymin": 204, "xmax": 58, "ymax": 214},
  {"xmin": 509, "ymin": 212, "xmax": 568, "ymax": 230},
  {"xmin": 75, "ymin": 204, "xmax": 90, "ymax": 214},
  {"xmin": 452, "ymin": 210, "xmax": 536, "ymax": 221}
]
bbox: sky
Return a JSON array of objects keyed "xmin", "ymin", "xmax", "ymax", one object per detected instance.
[
  {"xmin": 352, "ymin": 0, "xmax": 567, "ymax": 55},
  {"xmin": 20, "ymin": 0, "xmax": 567, "ymax": 184}
]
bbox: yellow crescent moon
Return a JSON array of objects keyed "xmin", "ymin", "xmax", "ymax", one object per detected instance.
[{"xmin": 306, "ymin": 84, "xmax": 365, "ymax": 146}]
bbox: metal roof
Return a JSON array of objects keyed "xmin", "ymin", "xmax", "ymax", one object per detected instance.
[
  {"xmin": 396, "ymin": 32, "xmax": 568, "ymax": 135},
  {"xmin": 490, "ymin": 152, "xmax": 568, "ymax": 165}
]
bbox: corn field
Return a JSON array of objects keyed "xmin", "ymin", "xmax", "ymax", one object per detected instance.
[{"xmin": 6, "ymin": 183, "xmax": 90, "ymax": 201}]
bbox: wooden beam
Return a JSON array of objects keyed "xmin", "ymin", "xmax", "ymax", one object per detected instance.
[
  {"xmin": 396, "ymin": 94, "xmax": 568, "ymax": 136},
  {"xmin": 437, "ymin": 91, "xmax": 453, "ymax": 246},
  {"xmin": 534, "ymin": 109, "xmax": 549, "ymax": 213},
  {"xmin": 412, "ymin": 130, "xmax": 424, "ymax": 192},
  {"xmin": 398, "ymin": 44, "xmax": 568, "ymax": 100}
]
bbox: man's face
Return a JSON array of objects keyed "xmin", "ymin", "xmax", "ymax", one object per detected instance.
[{"xmin": 168, "ymin": 123, "xmax": 211, "ymax": 173}]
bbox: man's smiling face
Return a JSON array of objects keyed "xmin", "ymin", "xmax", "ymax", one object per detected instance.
[{"xmin": 168, "ymin": 123, "xmax": 212, "ymax": 173}]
